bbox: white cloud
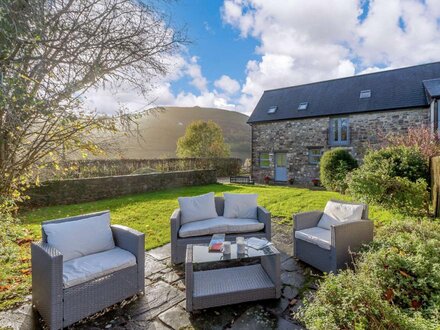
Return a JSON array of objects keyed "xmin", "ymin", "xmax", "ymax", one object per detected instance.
[
  {"xmin": 86, "ymin": 0, "xmax": 440, "ymax": 116},
  {"xmin": 357, "ymin": 0, "xmax": 440, "ymax": 67},
  {"xmin": 173, "ymin": 91, "xmax": 237, "ymax": 110},
  {"xmin": 214, "ymin": 75, "xmax": 241, "ymax": 95},
  {"xmin": 186, "ymin": 56, "xmax": 208, "ymax": 92},
  {"xmin": 221, "ymin": 0, "xmax": 440, "ymax": 113},
  {"xmin": 84, "ymin": 53, "xmax": 240, "ymax": 114}
]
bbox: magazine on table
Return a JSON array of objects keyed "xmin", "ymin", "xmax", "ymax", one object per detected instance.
[
  {"xmin": 246, "ymin": 237, "xmax": 272, "ymax": 250},
  {"xmin": 208, "ymin": 234, "xmax": 225, "ymax": 252}
]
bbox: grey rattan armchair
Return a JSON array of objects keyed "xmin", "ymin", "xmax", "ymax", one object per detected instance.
[
  {"xmin": 31, "ymin": 211, "xmax": 145, "ymax": 329},
  {"xmin": 171, "ymin": 196, "xmax": 271, "ymax": 264},
  {"xmin": 293, "ymin": 200, "xmax": 373, "ymax": 273}
]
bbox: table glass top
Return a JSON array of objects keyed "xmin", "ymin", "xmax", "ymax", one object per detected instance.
[{"xmin": 191, "ymin": 241, "xmax": 279, "ymax": 264}]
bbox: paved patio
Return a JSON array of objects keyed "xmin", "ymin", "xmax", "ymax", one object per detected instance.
[{"xmin": 0, "ymin": 223, "xmax": 318, "ymax": 329}]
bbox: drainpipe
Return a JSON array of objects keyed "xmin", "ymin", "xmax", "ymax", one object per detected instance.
[
  {"xmin": 436, "ymin": 99, "xmax": 439, "ymax": 138},
  {"xmin": 250, "ymin": 124, "xmax": 253, "ymax": 179}
]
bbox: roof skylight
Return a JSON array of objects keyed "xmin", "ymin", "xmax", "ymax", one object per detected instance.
[
  {"xmin": 298, "ymin": 102, "xmax": 308, "ymax": 110},
  {"xmin": 267, "ymin": 106, "xmax": 278, "ymax": 114},
  {"xmin": 360, "ymin": 90, "xmax": 371, "ymax": 99}
]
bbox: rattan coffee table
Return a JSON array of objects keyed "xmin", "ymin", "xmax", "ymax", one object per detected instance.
[{"xmin": 185, "ymin": 241, "xmax": 281, "ymax": 311}]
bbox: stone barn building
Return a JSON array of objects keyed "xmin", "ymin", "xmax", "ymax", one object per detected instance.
[{"xmin": 248, "ymin": 62, "xmax": 440, "ymax": 184}]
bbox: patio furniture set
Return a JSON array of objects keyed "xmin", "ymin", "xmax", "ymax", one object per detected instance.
[{"xmin": 31, "ymin": 192, "xmax": 373, "ymax": 329}]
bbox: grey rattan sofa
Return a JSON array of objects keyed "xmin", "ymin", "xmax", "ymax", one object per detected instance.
[
  {"xmin": 171, "ymin": 196, "xmax": 271, "ymax": 264},
  {"xmin": 293, "ymin": 200, "xmax": 373, "ymax": 273},
  {"xmin": 31, "ymin": 211, "xmax": 145, "ymax": 329}
]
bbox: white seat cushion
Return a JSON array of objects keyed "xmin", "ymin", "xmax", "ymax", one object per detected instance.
[
  {"xmin": 179, "ymin": 216, "xmax": 264, "ymax": 238},
  {"xmin": 317, "ymin": 201, "xmax": 364, "ymax": 230},
  {"xmin": 178, "ymin": 192, "xmax": 218, "ymax": 225},
  {"xmin": 63, "ymin": 247, "xmax": 136, "ymax": 288},
  {"xmin": 295, "ymin": 227, "xmax": 332, "ymax": 250},
  {"xmin": 223, "ymin": 193, "xmax": 258, "ymax": 219},
  {"xmin": 43, "ymin": 212, "xmax": 115, "ymax": 262}
]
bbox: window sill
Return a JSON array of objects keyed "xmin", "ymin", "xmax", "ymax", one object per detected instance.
[{"xmin": 328, "ymin": 143, "xmax": 350, "ymax": 147}]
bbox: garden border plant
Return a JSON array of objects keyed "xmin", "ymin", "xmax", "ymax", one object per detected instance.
[
  {"xmin": 320, "ymin": 148, "xmax": 358, "ymax": 193},
  {"xmin": 347, "ymin": 146, "xmax": 430, "ymax": 216},
  {"xmin": 298, "ymin": 219, "xmax": 440, "ymax": 330}
]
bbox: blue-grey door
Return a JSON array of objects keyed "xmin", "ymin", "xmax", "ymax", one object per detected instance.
[{"xmin": 275, "ymin": 153, "xmax": 288, "ymax": 182}]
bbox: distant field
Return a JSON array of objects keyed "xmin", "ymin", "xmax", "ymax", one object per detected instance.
[{"xmin": 98, "ymin": 106, "xmax": 251, "ymax": 160}]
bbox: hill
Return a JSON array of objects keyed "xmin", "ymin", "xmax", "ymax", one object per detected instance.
[{"xmin": 106, "ymin": 106, "xmax": 251, "ymax": 160}]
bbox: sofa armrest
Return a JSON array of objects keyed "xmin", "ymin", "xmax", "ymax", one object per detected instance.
[
  {"xmin": 170, "ymin": 208, "xmax": 181, "ymax": 239},
  {"xmin": 331, "ymin": 220, "xmax": 374, "ymax": 266},
  {"xmin": 257, "ymin": 206, "xmax": 271, "ymax": 240},
  {"xmin": 293, "ymin": 211, "xmax": 323, "ymax": 231},
  {"xmin": 111, "ymin": 225, "xmax": 145, "ymax": 291},
  {"xmin": 31, "ymin": 242, "xmax": 63, "ymax": 330},
  {"xmin": 170, "ymin": 209, "xmax": 181, "ymax": 264}
]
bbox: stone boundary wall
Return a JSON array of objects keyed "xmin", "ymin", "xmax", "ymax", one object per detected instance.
[
  {"xmin": 26, "ymin": 169, "xmax": 216, "ymax": 207},
  {"xmin": 40, "ymin": 158, "xmax": 242, "ymax": 180}
]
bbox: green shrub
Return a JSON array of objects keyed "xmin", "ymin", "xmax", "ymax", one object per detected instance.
[
  {"xmin": 347, "ymin": 147, "xmax": 429, "ymax": 215},
  {"xmin": 347, "ymin": 169, "xmax": 429, "ymax": 215},
  {"xmin": 320, "ymin": 148, "xmax": 358, "ymax": 193},
  {"xmin": 299, "ymin": 270, "xmax": 422, "ymax": 330},
  {"xmin": 359, "ymin": 146, "xmax": 428, "ymax": 182},
  {"xmin": 365, "ymin": 221, "xmax": 440, "ymax": 320},
  {"xmin": 299, "ymin": 220, "xmax": 440, "ymax": 330}
]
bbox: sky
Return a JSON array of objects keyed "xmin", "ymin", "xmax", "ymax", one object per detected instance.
[{"xmin": 86, "ymin": 0, "xmax": 440, "ymax": 115}]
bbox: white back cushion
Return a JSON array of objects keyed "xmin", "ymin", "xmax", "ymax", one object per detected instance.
[
  {"xmin": 318, "ymin": 200, "xmax": 364, "ymax": 230},
  {"xmin": 43, "ymin": 212, "xmax": 115, "ymax": 261},
  {"xmin": 223, "ymin": 193, "xmax": 258, "ymax": 219},
  {"xmin": 178, "ymin": 192, "xmax": 218, "ymax": 224}
]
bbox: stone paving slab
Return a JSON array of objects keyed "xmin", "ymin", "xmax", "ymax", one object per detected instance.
[
  {"xmin": 158, "ymin": 305, "xmax": 192, "ymax": 329},
  {"xmin": 230, "ymin": 305, "xmax": 277, "ymax": 329},
  {"xmin": 281, "ymin": 258, "xmax": 302, "ymax": 272},
  {"xmin": 146, "ymin": 244, "xmax": 171, "ymax": 261},
  {"xmin": 145, "ymin": 255, "xmax": 168, "ymax": 277},
  {"xmin": 281, "ymin": 271, "xmax": 305, "ymax": 288},
  {"xmin": 125, "ymin": 281, "xmax": 185, "ymax": 321},
  {"xmin": 0, "ymin": 304, "xmax": 40, "ymax": 330},
  {"xmin": 0, "ymin": 223, "xmax": 312, "ymax": 330}
]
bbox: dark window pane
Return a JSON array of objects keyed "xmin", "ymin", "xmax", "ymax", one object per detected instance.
[
  {"xmin": 333, "ymin": 119, "xmax": 339, "ymax": 141},
  {"xmin": 340, "ymin": 119, "xmax": 348, "ymax": 141},
  {"xmin": 276, "ymin": 153, "xmax": 287, "ymax": 166}
]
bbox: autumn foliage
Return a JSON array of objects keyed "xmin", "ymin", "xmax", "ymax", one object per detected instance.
[{"xmin": 383, "ymin": 126, "xmax": 440, "ymax": 160}]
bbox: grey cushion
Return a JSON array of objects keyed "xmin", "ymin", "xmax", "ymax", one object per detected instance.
[
  {"xmin": 318, "ymin": 200, "xmax": 364, "ymax": 230},
  {"xmin": 223, "ymin": 193, "xmax": 258, "ymax": 219},
  {"xmin": 295, "ymin": 227, "xmax": 331, "ymax": 250},
  {"xmin": 43, "ymin": 212, "xmax": 115, "ymax": 261},
  {"xmin": 178, "ymin": 192, "xmax": 218, "ymax": 225},
  {"xmin": 63, "ymin": 247, "xmax": 136, "ymax": 288},
  {"xmin": 179, "ymin": 216, "xmax": 264, "ymax": 238}
]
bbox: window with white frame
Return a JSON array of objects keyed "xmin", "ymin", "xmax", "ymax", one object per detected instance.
[
  {"xmin": 329, "ymin": 117, "xmax": 349, "ymax": 145},
  {"xmin": 308, "ymin": 148, "xmax": 323, "ymax": 164},
  {"xmin": 259, "ymin": 152, "xmax": 270, "ymax": 168}
]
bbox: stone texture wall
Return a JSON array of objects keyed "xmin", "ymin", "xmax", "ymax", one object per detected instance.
[
  {"xmin": 251, "ymin": 108, "xmax": 430, "ymax": 184},
  {"xmin": 26, "ymin": 170, "xmax": 217, "ymax": 207}
]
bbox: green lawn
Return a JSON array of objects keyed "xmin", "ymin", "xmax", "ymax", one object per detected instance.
[
  {"xmin": 22, "ymin": 183, "xmax": 398, "ymax": 250},
  {"xmin": 0, "ymin": 183, "xmax": 400, "ymax": 311}
]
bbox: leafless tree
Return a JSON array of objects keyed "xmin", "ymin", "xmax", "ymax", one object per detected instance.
[{"xmin": 0, "ymin": 0, "xmax": 186, "ymax": 211}]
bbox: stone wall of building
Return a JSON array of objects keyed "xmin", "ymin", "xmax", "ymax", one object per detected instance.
[
  {"xmin": 26, "ymin": 169, "xmax": 217, "ymax": 207},
  {"xmin": 251, "ymin": 108, "xmax": 430, "ymax": 184}
]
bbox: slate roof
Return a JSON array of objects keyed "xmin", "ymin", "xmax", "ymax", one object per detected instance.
[
  {"xmin": 423, "ymin": 79, "xmax": 440, "ymax": 99},
  {"xmin": 248, "ymin": 62, "xmax": 440, "ymax": 124}
]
